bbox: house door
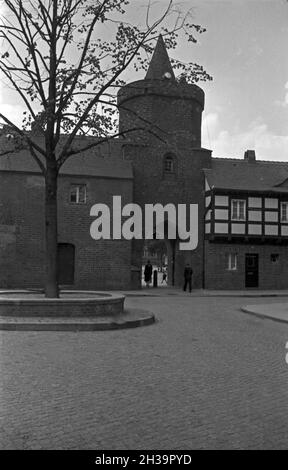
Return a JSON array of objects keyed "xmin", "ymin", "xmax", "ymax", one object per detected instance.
[
  {"xmin": 245, "ymin": 254, "xmax": 258, "ymax": 288},
  {"xmin": 57, "ymin": 243, "xmax": 75, "ymax": 285}
]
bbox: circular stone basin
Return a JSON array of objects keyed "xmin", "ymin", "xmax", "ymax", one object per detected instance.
[{"xmin": 0, "ymin": 290, "xmax": 125, "ymax": 317}]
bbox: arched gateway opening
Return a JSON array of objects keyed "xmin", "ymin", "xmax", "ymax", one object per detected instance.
[
  {"xmin": 134, "ymin": 216, "xmax": 191, "ymax": 290},
  {"xmin": 141, "ymin": 234, "xmax": 176, "ymax": 288}
]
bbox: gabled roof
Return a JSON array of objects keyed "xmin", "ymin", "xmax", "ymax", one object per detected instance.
[
  {"xmin": 60, "ymin": 154, "xmax": 133, "ymax": 179},
  {"xmin": 204, "ymin": 158, "xmax": 288, "ymax": 193},
  {"xmin": 0, "ymin": 136, "xmax": 133, "ymax": 179}
]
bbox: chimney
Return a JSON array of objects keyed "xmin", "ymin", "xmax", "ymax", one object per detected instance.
[{"xmin": 244, "ymin": 150, "xmax": 256, "ymax": 162}]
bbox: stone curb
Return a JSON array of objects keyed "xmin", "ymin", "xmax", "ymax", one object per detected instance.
[
  {"xmin": 0, "ymin": 290, "xmax": 124, "ymax": 303},
  {"xmin": 0, "ymin": 309, "xmax": 156, "ymax": 332},
  {"xmin": 123, "ymin": 292, "xmax": 288, "ymax": 298},
  {"xmin": 241, "ymin": 306, "xmax": 288, "ymax": 325}
]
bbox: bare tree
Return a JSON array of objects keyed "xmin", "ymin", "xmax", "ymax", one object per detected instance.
[{"xmin": 0, "ymin": 0, "xmax": 211, "ymax": 297}]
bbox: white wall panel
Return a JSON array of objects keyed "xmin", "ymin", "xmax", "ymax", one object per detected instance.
[
  {"xmin": 205, "ymin": 196, "xmax": 211, "ymax": 207},
  {"xmin": 265, "ymin": 211, "xmax": 278, "ymax": 222},
  {"xmin": 248, "ymin": 224, "xmax": 262, "ymax": 235},
  {"xmin": 248, "ymin": 197, "xmax": 262, "ymax": 208},
  {"xmin": 265, "ymin": 198, "xmax": 278, "ymax": 209},
  {"xmin": 215, "ymin": 223, "xmax": 228, "ymax": 233},
  {"xmin": 215, "ymin": 209, "xmax": 229, "ymax": 220},
  {"xmin": 231, "ymin": 224, "xmax": 245, "ymax": 234},
  {"xmin": 248, "ymin": 211, "xmax": 262, "ymax": 222},
  {"xmin": 215, "ymin": 195, "xmax": 229, "ymax": 207},
  {"xmin": 265, "ymin": 225, "xmax": 278, "ymax": 236}
]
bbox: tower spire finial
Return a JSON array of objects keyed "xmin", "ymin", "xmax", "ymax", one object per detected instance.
[{"xmin": 145, "ymin": 34, "xmax": 175, "ymax": 80}]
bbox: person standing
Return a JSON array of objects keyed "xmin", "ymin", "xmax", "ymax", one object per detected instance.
[
  {"xmin": 144, "ymin": 260, "xmax": 153, "ymax": 288},
  {"xmin": 162, "ymin": 269, "xmax": 167, "ymax": 284},
  {"xmin": 183, "ymin": 263, "xmax": 193, "ymax": 293}
]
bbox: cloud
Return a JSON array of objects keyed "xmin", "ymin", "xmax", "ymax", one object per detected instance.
[
  {"xmin": 274, "ymin": 80, "xmax": 288, "ymax": 108},
  {"xmin": 0, "ymin": 84, "xmax": 25, "ymax": 127},
  {"xmin": 0, "ymin": 103, "xmax": 25, "ymax": 128},
  {"xmin": 284, "ymin": 81, "xmax": 288, "ymax": 106},
  {"xmin": 202, "ymin": 112, "xmax": 288, "ymax": 161}
]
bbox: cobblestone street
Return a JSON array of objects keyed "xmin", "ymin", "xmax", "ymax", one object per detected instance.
[{"xmin": 1, "ymin": 294, "xmax": 288, "ymax": 450}]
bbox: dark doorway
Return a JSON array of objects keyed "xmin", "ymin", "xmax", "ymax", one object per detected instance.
[
  {"xmin": 58, "ymin": 243, "xmax": 75, "ymax": 285},
  {"xmin": 245, "ymin": 254, "xmax": 259, "ymax": 288}
]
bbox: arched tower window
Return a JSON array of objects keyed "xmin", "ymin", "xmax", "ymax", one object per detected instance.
[{"xmin": 163, "ymin": 153, "xmax": 177, "ymax": 176}]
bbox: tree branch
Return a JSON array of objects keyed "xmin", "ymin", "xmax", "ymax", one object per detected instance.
[
  {"xmin": 0, "ymin": 113, "xmax": 46, "ymax": 158},
  {"xmin": 57, "ymin": 126, "xmax": 168, "ymax": 170}
]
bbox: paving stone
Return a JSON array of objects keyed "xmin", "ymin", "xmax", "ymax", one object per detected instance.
[{"xmin": 0, "ymin": 295, "xmax": 288, "ymax": 449}]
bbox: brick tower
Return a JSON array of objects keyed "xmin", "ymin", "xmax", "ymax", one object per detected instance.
[{"xmin": 118, "ymin": 35, "xmax": 212, "ymax": 288}]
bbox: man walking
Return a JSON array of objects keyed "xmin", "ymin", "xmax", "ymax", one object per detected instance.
[{"xmin": 183, "ymin": 263, "xmax": 193, "ymax": 293}]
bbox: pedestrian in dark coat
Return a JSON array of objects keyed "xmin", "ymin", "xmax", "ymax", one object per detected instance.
[
  {"xmin": 144, "ymin": 260, "xmax": 153, "ymax": 287},
  {"xmin": 183, "ymin": 263, "xmax": 193, "ymax": 293}
]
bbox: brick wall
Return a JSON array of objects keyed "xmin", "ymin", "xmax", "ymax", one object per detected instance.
[
  {"xmin": 118, "ymin": 77, "xmax": 211, "ymax": 288},
  {"xmin": 121, "ymin": 143, "xmax": 211, "ymax": 288},
  {"xmin": 118, "ymin": 79, "xmax": 204, "ymax": 147},
  {"xmin": 205, "ymin": 241, "xmax": 288, "ymax": 289},
  {"xmin": 0, "ymin": 171, "xmax": 133, "ymax": 290}
]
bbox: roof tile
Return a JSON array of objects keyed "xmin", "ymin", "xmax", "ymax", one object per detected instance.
[{"xmin": 204, "ymin": 158, "xmax": 288, "ymax": 193}]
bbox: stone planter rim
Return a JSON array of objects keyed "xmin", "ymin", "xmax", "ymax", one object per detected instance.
[{"xmin": 0, "ymin": 290, "xmax": 125, "ymax": 305}]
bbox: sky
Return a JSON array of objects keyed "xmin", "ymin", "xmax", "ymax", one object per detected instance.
[
  {"xmin": 189, "ymin": 0, "xmax": 288, "ymax": 160},
  {"xmin": 0, "ymin": 0, "xmax": 288, "ymax": 161}
]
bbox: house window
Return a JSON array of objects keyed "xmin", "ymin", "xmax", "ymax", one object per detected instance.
[
  {"xmin": 70, "ymin": 184, "xmax": 87, "ymax": 204},
  {"xmin": 231, "ymin": 199, "xmax": 246, "ymax": 221},
  {"xmin": 280, "ymin": 202, "xmax": 288, "ymax": 222},
  {"xmin": 164, "ymin": 154, "xmax": 175, "ymax": 173},
  {"xmin": 271, "ymin": 254, "xmax": 279, "ymax": 263},
  {"xmin": 226, "ymin": 253, "xmax": 237, "ymax": 271}
]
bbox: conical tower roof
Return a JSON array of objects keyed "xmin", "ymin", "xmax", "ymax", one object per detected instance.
[{"xmin": 145, "ymin": 35, "xmax": 175, "ymax": 80}]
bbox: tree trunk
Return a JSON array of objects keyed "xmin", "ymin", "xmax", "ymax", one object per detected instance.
[{"xmin": 45, "ymin": 159, "xmax": 59, "ymax": 298}]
